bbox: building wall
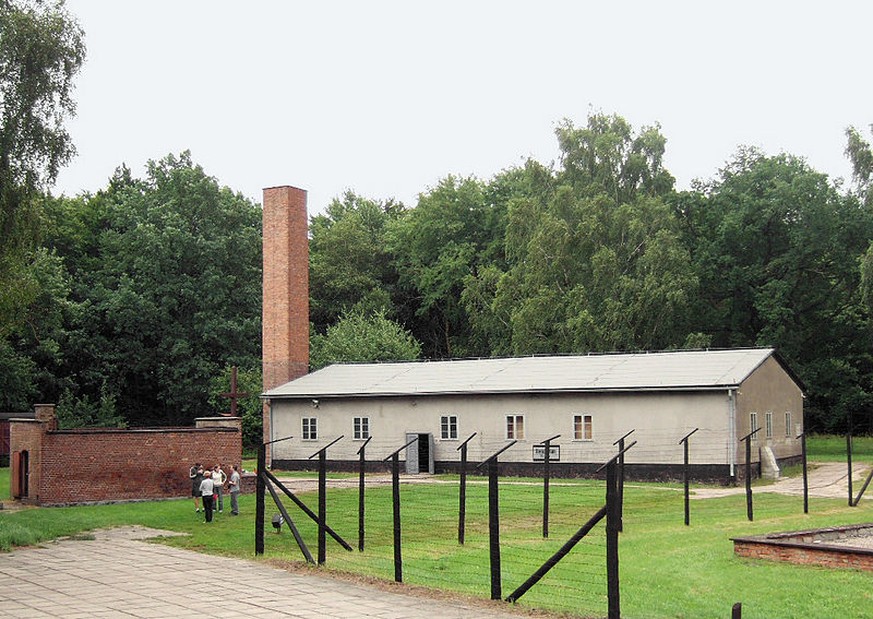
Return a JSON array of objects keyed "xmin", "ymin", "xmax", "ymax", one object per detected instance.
[
  {"xmin": 269, "ymin": 389, "xmax": 732, "ymax": 471},
  {"xmin": 735, "ymin": 355, "xmax": 804, "ymax": 463},
  {"xmin": 9, "ymin": 408, "xmax": 243, "ymax": 506}
]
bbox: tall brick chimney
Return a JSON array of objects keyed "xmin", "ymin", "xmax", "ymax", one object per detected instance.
[{"xmin": 262, "ymin": 186, "xmax": 309, "ymax": 447}]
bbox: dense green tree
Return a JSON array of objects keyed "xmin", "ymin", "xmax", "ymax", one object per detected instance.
[
  {"xmin": 556, "ymin": 114, "xmax": 674, "ymax": 202},
  {"xmin": 309, "ymin": 191, "xmax": 403, "ymax": 332},
  {"xmin": 484, "ymin": 113, "xmax": 697, "ymax": 354},
  {"xmin": 0, "ymin": 246, "xmax": 72, "ymax": 410},
  {"xmin": 459, "ymin": 161, "xmax": 553, "ymax": 356},
  {"xmin": 388, "ymin": 175, "xmax": 499, "ymax": 357},
  {"xmin": 679, "ymin": 149, "xmax": 873, "ymax": 432},
  {"xmin": 7, "ymin": 101, "xmax": 873, "ymax": 436},
  {"xmin": 55, "ymin": 382, "xmax": 124, "ymax": 429},
  {"xmin": 846, "ymin": 125, "xmax": 873, "ymax": 207},
  {"xmin": 50, "ymin": 153, "xmax": 263, "ymax": 426},
  {"xmin": 0, "ymin": 0, "xmax": 84, "ymax": 335},
  {"xmin": 310, "ymin": 310, "xmax": 421, "ymax": 370}
]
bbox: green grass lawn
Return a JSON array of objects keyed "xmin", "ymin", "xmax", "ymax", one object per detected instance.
[
  {"xmin": 2, "ymin": 440, "xmax": 872, "ymax": 619},
  {"xmin": 807, "ymin": 433, "xmax": 873, "ymax": 461}
]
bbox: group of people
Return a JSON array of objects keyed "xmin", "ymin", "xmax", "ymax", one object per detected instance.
[{"xmin": 189, "ymin": 463, "xmax": 241, "ymax": 522}]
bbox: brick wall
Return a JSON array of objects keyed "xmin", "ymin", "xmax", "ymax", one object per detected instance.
[
  {"xmin": 9, "ymin": 407, "xmax": 244, "ymax": 506},
  {"xmin": 1, "ymin": 410, "xmax": 35, "ymax": 466},
  {"xmin": 262, "ymin": 185, "xmax": 310, "ymax": 462},
  {"xmin": 8, "ymin": 419, "xmax": 44, "ymax": 500},
  {"xmin": 734, "ymin": 540, "xmax": 873, "ymax": 571},
  {"xmin": 733, "ymin": 525, "xmax": 873, "ymax": 571},
  {"xmin": 39, "ymin": 428, "xmax": 241, "ymax": 505}
]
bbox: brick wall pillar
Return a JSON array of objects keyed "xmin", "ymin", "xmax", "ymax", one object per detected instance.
[
  {"xmin": 9, "ymin": 404, "xmax": 54, "ymax": 502},
  {"xmin": 262, "ymin": 185, "xmax": 309, "ymax": 464},
  {"xmin": 34, "ymin": 404, "xmax": 58, "ymax": 431}
]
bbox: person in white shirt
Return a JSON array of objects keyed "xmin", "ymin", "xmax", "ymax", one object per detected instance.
[
  {"xmin": 199, "ymin": 470, "xmax": 215, "ymax": 522},
  {"xmin": 213, "ymin": 464, "xmax": 227, "ymax": 513},
  {"xmin": 228, "ymin": 465, "xmax": 241, "ymax": 516}
]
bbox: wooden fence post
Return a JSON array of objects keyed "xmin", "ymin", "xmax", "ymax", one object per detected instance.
[
  {"xmin": 679, "ymin": 428, "xmax": 698, "ymax": 526},
  {"xmin": 383, "ymin": 436, "xmax": 419, "ymax": 583},
  {"xmin": 613, "ymin": 429, "xmax": 634, "ymax": 533},
  {"xmin": 457, "ymin": 433, "xmax": 477, "ymax": 545},
  {"xmin": 475, "ymin": 441, "xmax": 516, "ymax": 601},
  {"xmin": 798, "ymin": 431, "xmax": 808, "ymax": 514},
  {"xmin": 598, "ymin": 439, "xmax": 635, "ymax": 619},
  {"xmin": 255, "ymin": 442, "xmax": 266, "ymax": 555},
  {"xmin": 308, "ymin": 435, "xmax": 344, "ymax": 565},
  {"xmin": 847, "ymin": 432, "xmax": 854, "ymax": 507},
  {"xmin": 541, "ymin": 434, "xmax": 560, "ymax": 538},
  {"xmin": 392, "ymin": 453, "xmax": 402, "ymax": 582},
  {"xmin": 357, "ymin": 436, "xmax": 371, "ymax": 551},
  {"xmin": 606, "ymin": 459, "xmax": 620, "ymax": 619},
  {"xmin": 488, "ymin": 458, "xmax": 502, "ymax": 600},
  {"xmin": 739, "ymin": 428, "xmax": 760, "ymax": 522}
]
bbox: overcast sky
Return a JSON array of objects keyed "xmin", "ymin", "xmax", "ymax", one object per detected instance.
[{"xmin": 54, "ymin": 1, "xmax": 872, "ymax": 215}]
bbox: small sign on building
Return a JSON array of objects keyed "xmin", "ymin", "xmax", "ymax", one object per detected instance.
[{"xmin": 532, "ymin": 444, "xmax": 560, "ymax": 462}]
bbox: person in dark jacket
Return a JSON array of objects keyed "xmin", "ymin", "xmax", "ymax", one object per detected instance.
[{"xmin": 189, "ymin": 463, "xmax": 204, "ymax": 512}]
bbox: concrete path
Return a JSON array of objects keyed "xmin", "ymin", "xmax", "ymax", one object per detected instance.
[{"xmin": 0, "ymin": 526, "xmax": 535, "ymax": 619}]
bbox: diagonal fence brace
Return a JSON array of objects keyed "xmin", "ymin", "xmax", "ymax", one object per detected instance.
[
  {"xmin": 261, "ymin": 468, "xmax": 353, "ymax": 551},
  {"xmin": 505, "ymin": 504, "xmax": 608, "ymax": 602},
  {"xmin": 262, "ymin": 473, "xmax": 314, "ymax": 563}
]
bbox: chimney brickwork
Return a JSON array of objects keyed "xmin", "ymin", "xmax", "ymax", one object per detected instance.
[{"xmin": 262, "ymin": 186, "xmax": 310, "ymax": 449}]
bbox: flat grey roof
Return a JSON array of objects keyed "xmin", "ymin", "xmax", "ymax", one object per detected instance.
[{"xmin": 264, "ymin": 348, "xmax": 789, "ymax": 399}]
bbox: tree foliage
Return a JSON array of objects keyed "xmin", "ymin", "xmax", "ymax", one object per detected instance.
[
  {"xmin": 846, "ymin": 125, "xmax": 873, "ymax": 207},
  {"xmin": 22, "ymin": 152, "xmax": 263, "ymax": 426},
  {"xmin": 387, "ymin": 176, "xmax": 500, "ymax": 358},
  {"xmin": 309, "ymin": 191, "xmax": 402, "ymax": 332},
  {"xmin": 678, "ymin": 149, "xmax": 873, "ymax": 431},
  {"xmin": 310, "ymin": 310, "xmax": 422, "ymax": 370},
  {"xmin": 0, "ymin": 246, "xmax": 70, "ymax": 410},
  {"xmin": 8, "ymin": 107, "xmax": 873, "ymax": 435},
  {"xmin": 0, "ymin": 0, "xmax": 84, "ymax": 335},
  {"xmin": 469, "ymin": 114, "xmax": 698, "ymax": 355}
]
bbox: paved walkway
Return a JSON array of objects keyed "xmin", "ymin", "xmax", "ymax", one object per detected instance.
[{"xmin": 0, "ymin": 526, "xmax": 534, "ymax": 619}]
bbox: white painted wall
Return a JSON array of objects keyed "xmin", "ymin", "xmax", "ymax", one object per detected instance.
[{"xmin": 269, "ymin": 390, "xmax": 734, "ymax": 466}]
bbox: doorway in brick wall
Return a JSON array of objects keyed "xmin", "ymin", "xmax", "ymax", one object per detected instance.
[{"xmin": 11, "ymin": 450, "xmax": 29, "ymax": 498}]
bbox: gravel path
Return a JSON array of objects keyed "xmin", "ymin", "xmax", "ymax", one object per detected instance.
[{"xmin": 690, "ymin": 462, "xmax": 871, "ymax": 500}]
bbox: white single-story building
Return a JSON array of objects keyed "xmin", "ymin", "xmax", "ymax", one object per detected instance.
[{"xmin": 263, "ymin": 348, "xmax": 804, "ymax": 483}]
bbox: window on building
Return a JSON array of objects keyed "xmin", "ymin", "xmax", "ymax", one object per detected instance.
[
  {"xmin": 302, "ymin": 417, "xmax": 317, "ymax": 440},
  {"xmin": 573, "ymin": 414, "xmax": 593, "ymax": 440},
  {"xmin": 353, "ymin": 416, "xmax": 370, "ymax": 440},
  {"xmin": 506, "ymin": 415, "xmax": 525, "ymax": 440},
  {"xmin": 750, "ymin": 412, "xmax": 758, "ymax": 442},
  {"xmin": 785, "ymin": 412, "xmax": 792, "ymax": 438},
  {"xmin": 765, "ymin": 411, "xmax": 773, "ymax": 439},
  {"xmin": 441, "ymin": 415, "xmax": 458, "ymax": 440}
]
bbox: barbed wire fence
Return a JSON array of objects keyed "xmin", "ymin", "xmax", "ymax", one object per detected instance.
[{"xmin": 255, "ymin": 425, "xmax": 784, "ymax": 617}]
